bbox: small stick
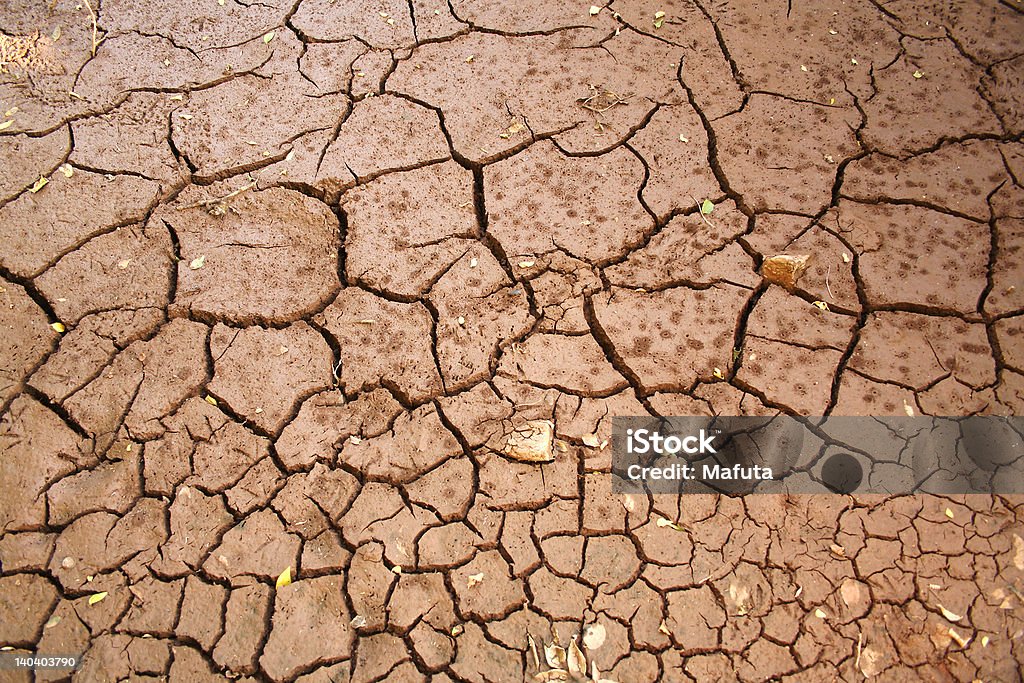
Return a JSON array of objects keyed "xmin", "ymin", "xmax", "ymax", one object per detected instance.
[
  {"xmin": 82, "ymin": 0, "xmax": 100, "ymax": 56},
  {"xmin": 825, "ymin": 264, "xmax": 834, "ymax": 299},
  {"xmin": 177, "ymin": 179, "xmax": 257, "ymax": 210}
]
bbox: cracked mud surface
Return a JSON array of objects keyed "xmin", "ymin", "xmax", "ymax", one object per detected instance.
[{"xmin": 2, "ymin": 0, "xmax": 1024, "ymax": 681}]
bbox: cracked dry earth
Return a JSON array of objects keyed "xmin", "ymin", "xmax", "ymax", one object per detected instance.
[{"xmin": 3, "ymin": 0, "xmax": 1024, "ymax": 681}]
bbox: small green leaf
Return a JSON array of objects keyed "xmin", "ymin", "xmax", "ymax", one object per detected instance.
[
  {"xmin": 700, "ymin": 199, "xmax": 714, "ymax": 215},
  {"xmin": 88, "ymin": 592, "xmax": 108, "ymax": 606}
]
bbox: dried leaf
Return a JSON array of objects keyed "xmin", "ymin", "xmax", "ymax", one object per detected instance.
[
  {"xmin": 1013, "ymin": 534, "xmax": 1024, "ymax": 571},
  {"xmin": 712, "ymin": 367, "xmax": 724, "ymax": 380},
  {"xmin": 858, "ymin": 645, "xmax": 883, "ymax": 677},
  {"xmin": 544, "ymin": 642, "xmax": 567, "ymax": 670},
  {"xmin": 0, "ymin": 120, "xmax": 13, "ymax": 131},
  {"xmin": 392, "ymin": 565, "xmax": 403, "ymax": 575},
  {"xmin": 829, "ymin": 543, "xmax": 846, "ymax": 558},
  {"xmin": 658, "ymin": 620, "xmax": 671, "ymax": 636},
  {"xmin": 812, "ymin": 300, "xmax": 830, "ymax": 311},
  {"xmin": 51, "ymin": 322, "xmax": 66, "ymax": 333},
  {"xmin": 350, "ymin": 615, "xmax": 367, "ymax": 628},
  {"xmin": 903, "ymin": 400, "xmax": 915, "ymax": 417},
  {"xmin": 589, "ymin": 5, "xmax": 600, "ymax": 15},
  {"xmin": 204, "ymin": 395, "xmax": 218, "ymax": 406},
  {"xmin": 981, "ymin": 635, "xmax": 990, "ymax": 647},
  {"xmin": 263, "ymin": 31, "xmax": 276, "ymax": 43},
  {"xmin": 88, "ymin": 592, "xmax": 108, "ymax": 605},
  {"xmin": 582, "ymin": 622, "xmax": 606, "ymax": 650},
  {"xmin": 534, "ymin": 671, "xmax": 569, "ymax": 682},
  {"xmin": 938, "ymin": 604, "xmax": 963, "ymax": 623},
  {"xmin": 582, "ymin": 434, "xmax": 601, "ymax": 448},
  {"xmin": 29, "ymin": 176, "xmax": 49, "ymax": 193},
  {"xmin": 467, "ymin": 572, "xmax": 484, "ymax": 588},
  {"xmin": 527, "ymin": 632, "xmax": 540, "ymax": 669},
  {"xmin": 656, "ymin": 517, "xmax": 684, "ymax": 531},
  {"xmin": 841, "ymin": 252, "xmax": 851, "ymax": 264},
  {"xmin": 451, "ymin": 624, "xmax": 464, "ymax": 637},
  {"xmin": 567, "ymin": 639, "xmax": 585, "ymax": 674},
  {"xmin": 518, "ymin": 259, "xmax": 536, "ymax": 268},
  {"xmin": 189, "ymin": 255, "xmax": 206, "ymax": 270},
  {"xmin": 814, "ymin": 608, "xmax": 827, "ymax": 619},
  {"xmin": 275, "ymin": 566, "xmax": 292, "ymax": 588},
  {"xmin": 700, "ymin": 198, "xmax": 714, "ymax": 215},
  {"xmin": 913, "ymin": 70, "xmax": 923, "ymax": 79},
  {"xmin": 944, "ymin": 508, "xmax": 954, "ymax": 519},
  {"xmin": 52, "ymin": 26, "xmax": 62, "ymax": 41},
  {"xmin": 948, "ymin": 627, "xmax": 970, "ymax": 648},
  {"xmin": 653, "ymin": 10, "xmax": 666, "ymax": 28},
  {"xmin": 761, "ymin": 254, "xmax": 811, "ymax": 289},
  {"xmin": 44, "ymin": 614, "xmax": 62, "ymax": 629},
  {"xmin": 59, "ymin": 163, "xmax": 74, "ymax": 178}
]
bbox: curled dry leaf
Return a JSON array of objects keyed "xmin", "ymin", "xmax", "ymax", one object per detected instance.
[
  {"xmin": 947, "ymin": 627, "xmax": 970, "ymax": 648},
  {"xmin": 29, "ymin": 176, "xmax": 49, "ymax": 193},
  {"xmin": 567, "ymin": 639, "xmax": 585, "ymax": 674},
  {"xmin": 502, "ymin": 420, "xmax": 555, "ymax": 463},
  {"xmin": 761, "ymin": 254, "xmax": 811, "ymax": 290},
  {"xmin": 543, "ymin": 642, "xmax": 567, "ymax": 670},
  {"xmin": 938, "ymin": 604, "xmax": 963, "ymax": 622}
]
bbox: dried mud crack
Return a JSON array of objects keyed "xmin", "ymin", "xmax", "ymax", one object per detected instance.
[{"xmin": 1, "ymin": 1, "xmax": 1024, "ymax": 682}]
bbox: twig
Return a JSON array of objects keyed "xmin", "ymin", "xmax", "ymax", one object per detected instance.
[
  {"xmin": 825, "ymin": 264, "xmax": 834, "ymax": 299},
  {"xmin": 855, "ymin": 632, "xmax": 863, "ymax": 671},
  {"xmin": 82, "ymin": 0, "xmax": 100, "ymax": 56},
  {"xmin": 176, "ymin": 179, "xmax": 258, "ymax": 210},
  {"xmin": 691, "ymin": 195, "xmax": 715, "ymax": 229}
]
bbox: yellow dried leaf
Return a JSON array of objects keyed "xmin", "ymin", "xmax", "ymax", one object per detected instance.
[
  {"xmin": 29, "ymin": 176, "xmax": 49, "ymax": 193},
  {"xmin": 264, "ymin": 31, "xmax": 276, "ymax": 43},
  {"xmin": 814, "ymin": 608, "xmax": 827, "ymax": 619},
  {"xmin": 903, "ymin": 400, "xmax": 915, "ymax": 417},
  {"xmin": 913, "ymin": 70, "xmax": 923, "ymax": 79},
  {"xmin": 391, "ymin": 565, "xmax": 403, "ymax": 575},
  {"xmin": 981, "ymin": 635, "xmax": 990, "ymax": 647},
  {"xmin": 658, "ymin": 620, "xmax": 671, "ymax": 636},
  {"xmin": 841, "ymin": 252, "xmax": 851, "ymax": 263},
  {"xmin": 451, "ymin": 624, "xmax": 464, "ymax": 637},
  {"xmin": 712, "ymin": 367, "xmax": 724, "ymax": 380},
  {"xmin": 944, "ymin": 508, "xmax": 954, "ymax": 519},
  {"xmin": 88, "ymin": 592, "xmax": 108, "ymax": 605},
  {"xmin": 589, "ymin": 5, "xmax": 600, "ymax": 15},
  {"xmin": 467, "ymin": 572, "xmax": 484, "ymax": 588},
  {"xmin": 465, "ymin": 55, "xmax": 474, "ymax": 63},
  {"xmin": 582, "ymin": 434, "xmax": 601, "ymax": 448},
  {"xmin": 518, "ymin": 259, "xmax": 536, "ymax": 268},
  {"xmin": 51, "ymin": 322, "xmax": 66, "ymax": 333},
  {"xmin": 52, "ymin": 26, "xmax": 62, "ymax": 41},
  {"xmin": 0, "ymin": 120, "xmax": 13, "ymax": 131},
  {"xmin": 276, "ymin": 566, "xmax": 292, "ymax": 588},
  {"xmin": 812, "ymin": 300, "xmax": 829, "ymax": 311},
  {"xmin": 204, "ymin": 395, "xmax": 218, "ymax": 406},
  {"xmin": 189, "ymin": 255, "xmax": 206, "ymax": 270},
  {"xmin": 544, "ymin": 642, "xmax": 567, "ymax": 670},
  {"xmin": 59, "ymin": 164, "xmax": 74, "ymax": 178}
]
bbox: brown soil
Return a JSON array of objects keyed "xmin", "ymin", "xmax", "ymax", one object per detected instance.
[{"xmin": 1, "ymin": 0, "xmax": 1023, "ymax": 681}]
